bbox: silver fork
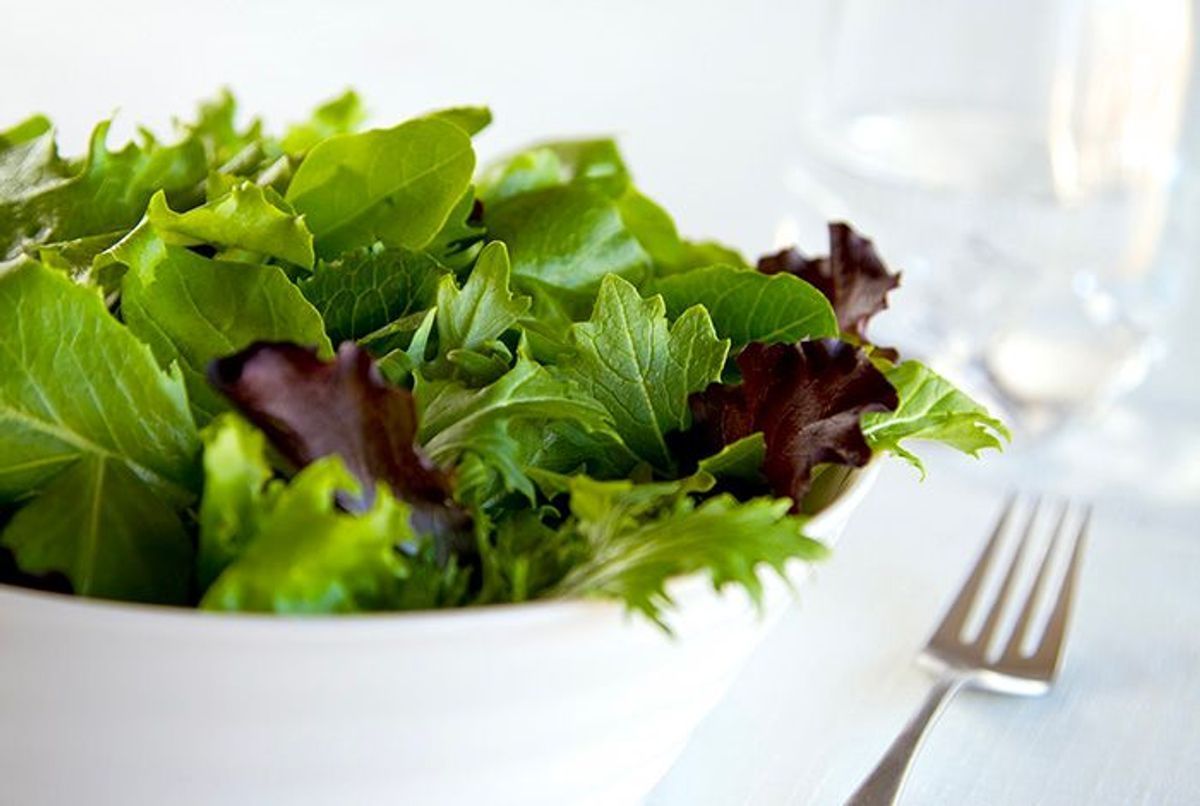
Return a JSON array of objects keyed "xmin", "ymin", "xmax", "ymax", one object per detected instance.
[{"xmin": 845, "ymin": 496, "xmax": 1089, "ymax": 806}]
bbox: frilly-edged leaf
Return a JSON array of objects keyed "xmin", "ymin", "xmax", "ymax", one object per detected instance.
[
  {"xmin": 552, "ymin": 474, "xmax": 824, "ymax": 627},
  {"xmin": 861, "ymin": 360, "xmax": 1009, "ymax": 473},
  {"xmin": 690, "ymin": 340, "xmax": 897, "ymax": 508},
  {"xmin": 197, "ymin": 414, "xmax": 278, "ymax": 590},
  {"xmin": 1, "ymin": 118, "xmax": 207, "ymax": 264},
  {"xmin": 146, "ymin": 184, "xmax": 314, "ymax": 268},
  {"xmin": 200, "ymin": 456, "xmax": 455, "ymax": 614},
  {"xmin": 758, "ymin": 222, "xmax": 901, "ymax": 342},
  {"xmin": 208, "ymin": 341, "xmax": 470, "ymax": 546}
]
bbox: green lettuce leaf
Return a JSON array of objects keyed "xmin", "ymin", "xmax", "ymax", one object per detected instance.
[
  {"xmin": 201, "ymin": 457, "xmax": 422, "ymax": 613},
  {"xmin": 286, "ymin": 116, "xmax": 475, "ymax": 258},
  {"xmin": 655, "ymin": 264, "xmax": 838, "ymax": 347},
  {"xmin": 561, "ymin": 275, "xmax": 728, "ymax": 471},
  {"xmin": 0, "ymin": 262, "xmax": 199, "ymax": 602},
  {"xmin": 1, "ymin": 119, "xmax": 207, "ymax": 265},
  {"xmin": 861, "ymin": 361, "xmax": 1010, "ymax": 473},
  {"xmin": 146, "ymin": 183, "xmax": 314, "ymax": 268},
  {"xmin": 197, "ymin": 414, "xmax": 277, "ymax": 590},
  {"xmin": 113, "ymin": 223, "xmax": 331, "ymax": 423}
]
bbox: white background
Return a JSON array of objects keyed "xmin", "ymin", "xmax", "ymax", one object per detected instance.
[{"xmin": 3, "ymin": 1, "xmax": 1197, "ymax": 803}]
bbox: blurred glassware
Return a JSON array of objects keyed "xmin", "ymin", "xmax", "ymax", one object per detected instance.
[{"xmin": 787, "ymin": 0, "xmax": 1194, "ymax": 433}]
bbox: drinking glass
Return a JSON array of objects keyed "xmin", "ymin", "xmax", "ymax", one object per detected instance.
[{"xmin": 787, "ymin": 0, "xmax": 1194, "ymax": 432}]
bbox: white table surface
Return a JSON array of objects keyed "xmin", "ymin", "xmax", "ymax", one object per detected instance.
[{"xmin": 3, "ymin": 2, "xmax": 1197, "ymax": 803}]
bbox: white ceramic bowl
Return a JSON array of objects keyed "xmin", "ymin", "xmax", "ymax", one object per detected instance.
[{"xmin": 0, "ymin": 464, "xmax": 878, "ymax": 806}]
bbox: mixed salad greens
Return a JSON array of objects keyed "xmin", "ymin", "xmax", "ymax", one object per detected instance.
[{"xmin": 0, "ymin": 92, "xmax": 1008, "ymax": 624}]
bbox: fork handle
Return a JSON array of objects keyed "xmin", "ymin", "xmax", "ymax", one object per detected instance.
[{"xmin": 844, "ymin": 674, "xmax": 967, "ymax": 806}]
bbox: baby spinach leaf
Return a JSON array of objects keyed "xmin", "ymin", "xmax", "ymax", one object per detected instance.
[
  {"xmin": 281, "ymin": 90, "xmax": 367, "ymax": 155},
  {"xmin": 286, "ymin": 116, "xmax": 475, "ymax": 258},
  {"xmin": 480, "ymin": 138, "xmax": 629, "ymax": 205},
  {"xmin": 655, "ymin": 264, "xmax": 837, "ymax": 348},
  {"xmin": 486, "ymin": 184, "xmax": 651, "ymax": 294}
]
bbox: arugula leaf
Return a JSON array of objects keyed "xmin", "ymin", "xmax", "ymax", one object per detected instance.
[
  {"xmin": 417, "ymin": 356, "xmax": 615, "ymax": 494},
  {"xmin": 114, "ymin": 224, "xmax": 331, "ymax": 423},
  {"xmin": 655, "ymin": 264, "xmax": 838, "ymax": 348},
  {"xmin": 197, "ymin": 414, "xmax": 277, "ymax": 590},
  {"xmin": 286, "ymin": 116, "xmax": 475, "ymax": 258},
  {"xmin": 146, "ymin": 183, "xmax": 314, "ymax": 268},
  {"xmin": 201, "ymin": 457, "xmax": 419, "ymax": 613},
  {"xmin": 552, "ymin": 474, "xmax": 825, "ymax": 626},
  {"xmin": 435, "ymin": 240, "xmax": 530, "ymax": 357},
  {"xmin": 509, "ymin": 419, "xmax": 641, "ymax": 481},
  {"xmin": 0, "ymin": 262, "xmax": 199, "ymax": 602},
  {"xmin": 299, "ymin": 245, "xmax": 447, "ymax": 344},
  {"xmin": 561, "ymin": 275, "xmax": 728, "ymax": 471},
  {"xmin": 485, "ymin": 185, "xmax": 651, "ymax": 294},
  {"xmin": 281, "ymin": 90, "xmax": 367, "ymax": 154},
  {"xmin": 861, "ymin": 361, "xmax": 1010, "ymax": 473}
]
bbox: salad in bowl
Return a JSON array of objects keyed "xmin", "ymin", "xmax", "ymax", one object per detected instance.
[{"xmin": 0, "ymin": 92, "xmax": 1006, "ymax": 805}]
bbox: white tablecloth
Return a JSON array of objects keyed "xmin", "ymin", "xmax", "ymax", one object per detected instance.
[{"xmin": 650, "ymin": 449, "xmax": 1200, "ymax": 805}]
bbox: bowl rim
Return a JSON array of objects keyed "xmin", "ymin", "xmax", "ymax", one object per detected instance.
[{"xmin": 0, "ymin": 462, "xmax": 880, "ymax": 634}]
